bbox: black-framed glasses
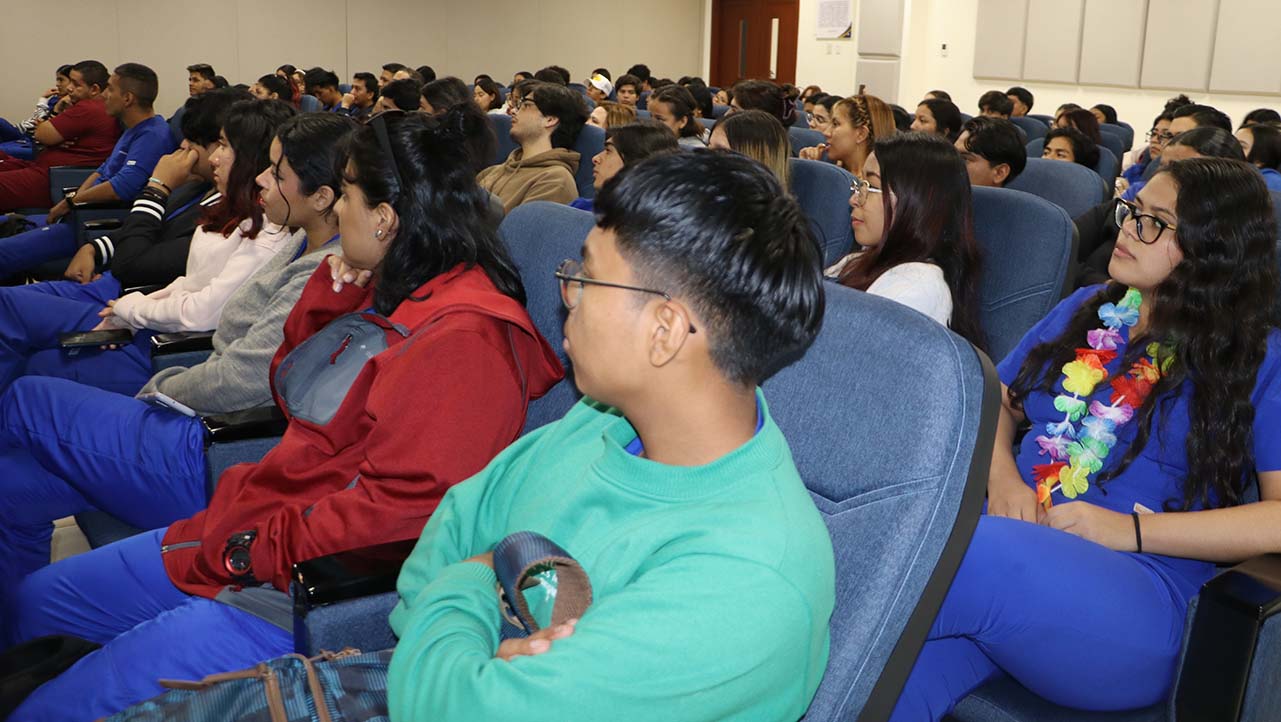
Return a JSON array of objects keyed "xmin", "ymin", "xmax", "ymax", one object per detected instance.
[
  {"xmin": 1145, "ymin": 129, "xmax": 1175, "ymax": 145},
  {"xmin": 555, "ymin": 259, "xmax": 696, "ymax": 333},
  {"xmin": 1115, "ymin": 198, "xmax": 1177, "ymax": 244},
  {"xmin": 849, "ymin": 177, "xmax": 884, "ymax": 206}
]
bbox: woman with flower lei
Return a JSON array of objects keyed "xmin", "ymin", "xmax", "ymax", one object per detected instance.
[{"xmin": 892, "ymin": 157, "xmax": 1281, "ymax": 720}]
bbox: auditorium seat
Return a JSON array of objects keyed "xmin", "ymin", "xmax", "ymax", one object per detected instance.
[
  {"xmin": 1011, "ymin": 116, "xmax": 1046, "ymax": 142},
  {"xmin": 1104, "ymin": 121, "xmax": 1135, "ymax": 150},
  {"xmin": 1097, "ymin": 127, "xmax": 1127, "ymax": 160},
  {"xmin": 486, "ymin": 113, "xmax": 518, "ymax": 166},
  {"xmin": 713, "ymin": 103, "xmax": 730, "ymax": 118},
  {"xmin": 789, "ymin": 158, "xmax": 855, "ymax": 266},
  {"xmin": 788, "ymin": 127, "xmax": 826, "ymax": 157},
  {"xmin": 970, "ymin": 186, "xmax": 1076, "ymax": 360},
  {"xmin": 292, "ymin": 202, "xmax": 1003, "ymax": 722},
  {"xmin": 1025, "ymin": 138, "xmax": 1118, "ymax": 190},
  {"xmin": 1028, "ymin": 114, "xmax": 1054, "ymax": 127},
  {"xmin": 1006, "ymin": 157, "xmax": 1107, "ymax": 219},
  {"xmin": 299, "ymin": 94, "xmax": 322, "ymax": 113},
  {"xmin": 572, "ymin": 124, "xmax": 605, "ymax": 198}
]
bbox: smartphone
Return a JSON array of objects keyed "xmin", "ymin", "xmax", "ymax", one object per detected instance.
[
  {"xmin": 137, "ymin": 391, "xmax": 197, "ymax": 418},
  {"xmin": 59, "ymin": 329, "xmax": 133, "ymax": 348}
]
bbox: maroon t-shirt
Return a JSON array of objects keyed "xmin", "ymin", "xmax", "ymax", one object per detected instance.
[{"xmin": 38, "ymin": 98, "xmax": 121, "ymax": 169}]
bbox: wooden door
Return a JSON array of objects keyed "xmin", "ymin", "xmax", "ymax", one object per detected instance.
[{"xmin": 711, "ymin": 0, "xmax": 799, "ymax": 87}]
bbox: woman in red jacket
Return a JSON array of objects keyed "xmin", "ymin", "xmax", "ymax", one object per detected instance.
[{"xmin": 2, "ymin": 108, "xmax": 564, "ymax": 722}]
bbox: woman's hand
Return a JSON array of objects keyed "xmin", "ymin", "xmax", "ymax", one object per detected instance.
[
  {"xmin": 798, "ymin": 144, "xmax": 828, "ymax": 161},
  {"xmin": 97, "ymin": 299, "xmax": 117, "ymax": 319},
  {"xmin": 987, "ymin": 473, "xmax": 1040, "ymax": 522},
  {"xmin": 327, "ymin": 255, "xmax": 373, "ymax": 293},
  {"xmin": 1043, "ymin": 501, "xmax": 1138, "ymax": 551}
]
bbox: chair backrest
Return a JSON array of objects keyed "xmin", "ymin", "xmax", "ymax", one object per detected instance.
[
  {"xmin": 637, "ymin": 90, "xmax": 650, "ymax": 110},
  {"xmin": 568, "ymin": 82, "xmax": 587, "ymax": 95},
  {"xmin": 712, "ymin": 103, "xmax": 730, "ymax": 118},
  {"xmin": 338, "ymin": 83, "xmax": 352, "ymax": 94},
  {"xmin": 697, "ymin": 117, "xmax": 715, "ymax": 130},
  {"xmin": 1005, "ymin": 157, "xmax": 1106, "ymax": 219},
  {"xmin": 486, "ymin": 114, "xmax": 518, "ymax": 167},
  {"xmin": 299, "ymin": 94, "xmax": 322, "ymax": 113},
  {"xmin": 959, "ymin": 111, "xmax": 974, "ymax": 126},
  {"xmin": 782, "ymin": 284, "xmax": 999, "ymax": 721},
  {"xmin": 789, "ymin": 126, "xmax": 826, "ymax": 157},
  {"xmin": 500, "ymin": 202, "xmax": 593, "ymax": 432},
  {"xmin": 970, "ymin": 185, "xmax": 1077, "ymax": 360},
  {"xmin": 1028, "ymin": 113, "xmax": 1054, "ymax": 127},
  {"xmin": 1025, "ymin": 138, "xmax": 1117, "ymax": 193},
  {"xmin": 788, "ymin": 158, "xmax": 855, "ymax": 267},
  {"xmin": 1010, "ymin": 116, "xmax": 1046, "ymax": 142},
  {"xmin": 1097, "ymin": 127, "xmax": 1126, "ymax": 161},
  {"xmin": 572, "ymin": 124, "xmax": 606, "ymax": 198},
  {"xmin": 792, "ymin": 110, "xmax": 811, "ymax": 127},
  {"xmin": 1104, "ymin": 122, "xmax": 1134, "ymax": 150},
  {"xmin": 635, "ymin": 109, "xmax": 651, "ymax": 119}
]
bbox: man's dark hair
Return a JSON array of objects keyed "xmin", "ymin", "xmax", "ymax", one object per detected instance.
[
  {"xmin": 545, "ymin": 65, "xmax": 571, "ymax": 85},
  {"xmin": 114, "ymin": 62, "xmax": 159, "ymax": 108},
  {"xmin": 380, "ymin": 79, "xmax": 423, "ymax": 111},
  {"xmin": 731, "ymin": 80, "xmax": 796, "ymax": 126},
  {"xmin": 978, "ymin": 90, "xmax": 1013, "ymax": 117},
  {"xmin": 416, "ymin": 65, "xmax": 437, "ymax": 83},
  {"xmin": 926, "ymin": 89, "xmax": 952, "ymax": 101},
  {"xmin": 56, "ymin": 64, "xmax": 74, "ymax": 78},
  {"xmin": 960, "ymin": 116, "xmax": 1026, "ymax": 185},
  {"xmin": 625, "ymin": 64, "xmax": 652, "ymax": 84},
  {"xmin": 594, "ymin": 150, "xmax": 825, "ymax": 385},
  {"xmin": 382, "ymin": 62, "xmax": 407, "ymax": 74},
  {"xmin": 534, "ymin": 67, "xmax": 568, "ymax": 85},
  {"xmin": 606, "ymin": 120, "xmax": 680, "ymax": 164},
  {"xmin": 180, "ymin": 87, "xmax": 253, "ymax": 146},
  {"xmin": 186, "ymin": 63, "xmax": 215, "ymax": 82},
  {"xmin": 1092, "ymin": 103, "xmax": 1118, "ymax": 125},
  {"xmin": 529, "ymin": 83, "xmax": 589, "ymax": 149},
  {"xmin": 303, "ymin": 67, "xmax": 340, "ymax": 94},
  {"xmin": 1172, "ymin": 103, "xmax": 1233, "ymax": 132},
  {"xmin": 1006, "ymin": 86, "xmax": 1033, "ymax": 111},
  {"xmin": 71, "ymin": 60, "xmax": 109, "ymax": 91},
  {"xmin": 352, "ymin": 72, "xmax": 379, "ymax": 99},
  {"xmin": 212, "ymin": 75, "xmax": 229, "ymax": 89},
  {"xmin": 1167, "ymin": 126, "xmax": 1246, "ymax": 162},
  {"xmin": 1163, "ymin": 93, "xmax": 1194, "ymax": 115},
  {"xmin": 592, "ymin": 67, "xmax": 612, "ymax": 81},
  {"xmin": 615, "ymin": 74, "xmax": 641, "ymax": 93},
  {"xmin": 422, "ymin": 77, "xmax": 471, "ymax": 112},
  {"xmin": 1045, "ymin": 126, "xmax": 1100, "ymax": 169}
]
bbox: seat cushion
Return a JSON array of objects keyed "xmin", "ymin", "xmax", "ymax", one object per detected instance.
[{"xmin": 950, "ymin": 676, "xmax": 1166, "ymax": 722}]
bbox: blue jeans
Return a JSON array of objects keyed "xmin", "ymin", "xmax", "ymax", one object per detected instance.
[
  {"xmin": 890, "ymin": 516, "xmax": 1191, "ymax": 721},
  {"xmin": 0, "ymin": 273, "xmax": 154, "ymax": 396},
  {"xmin": 0, "ymin": 375, "xmax": 207, "ymax": 596},
  {"xmin": 0, "ymin": 214, "xmax": 78, "ymax": 275},
  {"xmin": 3, "ymin": 528, "xmax": 293, "ymax": 722}
]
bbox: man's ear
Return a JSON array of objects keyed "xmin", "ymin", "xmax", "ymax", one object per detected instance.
[
  {"xmin": 647, "ymin": 302, "xmax": 695, "ymax": 368},
  {"xmin": 993, "ymin": 162, "xmax": 1011, "ymax": 186}
]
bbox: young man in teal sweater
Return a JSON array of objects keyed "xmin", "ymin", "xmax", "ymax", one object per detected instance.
[{"xmin": 387, "ymin": 150, "xmax": 836, "ymax": 721}]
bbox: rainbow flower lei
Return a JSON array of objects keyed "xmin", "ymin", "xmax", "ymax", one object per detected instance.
[{"xmin": 1031, "ymin": 288, "xmax": 1173, "ymax": 510}]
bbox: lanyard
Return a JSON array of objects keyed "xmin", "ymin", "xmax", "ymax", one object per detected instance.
[
  {"xmin": 293, "ymin": 233, "xmax": 340, "ymax": 263},
  {"xmin": 163, "ymin": 194, "xmax": 204, "ymax": 221}
]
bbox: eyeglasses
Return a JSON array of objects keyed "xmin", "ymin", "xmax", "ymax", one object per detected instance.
[
  {"xmin": 517, "ymin": 98, "xmax": 539, "ymax": 113},
  {"xmin": 1114, "ymin": 198, "xmax": 1177, "ymax": 244},
  {"xmin": 555, "ymin": 259, "xmax": 696, "ymax": 333},
  {"xmin": 849, "ymin": 177, "xmax": 884, "ymax": 206},
  {"xmin": 1146, "ymin": 129, "xmax": 1176, "ymax": 145}
]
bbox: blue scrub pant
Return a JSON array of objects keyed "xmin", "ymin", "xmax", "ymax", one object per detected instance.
[
  {"xmin": 3, "ymin": 528, "xmax": 293, "ymax": 722},
  {"xmin": 890, "ymin": 516, "xmax": 1191, "ymax": 721},
  {"xmin": 0, "ymin": 118, "xmax": 23, "ymax": 142},
  {"xmin": 0, "ymin": 139, "xmax": 35, "ymax": 161},
  {"xmin": 0, "ymin": 214, "xmax": 78, "ymax": 276},
  {"xmin": 0, "ymin": 375, "xmax": 207, "ymax": 603},
  {"xmin": 0, "ymin": 272, "xmax": 154, "ymax": 395}
]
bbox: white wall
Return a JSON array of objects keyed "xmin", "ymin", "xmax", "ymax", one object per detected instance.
[
  {"xmin": 788, "ymin": 0, "xmax": 1281, "ymax": 150},
  {"xmin": 1, "ymin": 0, "xmax": 709, "ymax": 122}
]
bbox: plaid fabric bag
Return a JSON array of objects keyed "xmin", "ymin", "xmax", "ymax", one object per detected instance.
[{"xmin": 101, "ymin": 649, "xmax": 391, "ymax": 722}]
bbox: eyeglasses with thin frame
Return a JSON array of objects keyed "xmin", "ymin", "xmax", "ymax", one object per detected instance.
[
  {"xmin": 1114, "ymin": 198, "xmax": 1177, "ymax": 244},
  {"xmin": 1145, "ymin": 129, "xmax": 1175, "ymax": 145},
  {"xmin": 849, "ymin": 177, "xmax": 884, "ymax": 206},
  {"xmin": 555, "ymin": 259, "xmax": 696, "ymax": 333}
]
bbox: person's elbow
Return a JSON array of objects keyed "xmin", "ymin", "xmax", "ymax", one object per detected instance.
[{"xmin": 33, "ymin": 125, "xmax": 63, "ymax": 146}]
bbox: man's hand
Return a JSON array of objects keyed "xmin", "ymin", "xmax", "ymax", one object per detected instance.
[
  {"xmin": 1043, "ymin": 501, "xmax": 1138, "ymax": 551},
  {"xmin": 46, "ymin": 199, "xmax": 72, "ymax": 224},
  {"xmin": 341, "ymin": 92, "xmax": 356, "ymax": 109},
  {"xmin": 64, "ymin": 244, "xmax": 97, "ymax": 283},
  {"xmin": 327, "ymin": 254, "xmax": 373, "ymax": 294},
  {"xmin": 150, "ymin": 148, "xmax": 200, "ymax": 190},
  {"xmin": 496, "ymin": 619, "xmax": 578, "ymax": 661}
]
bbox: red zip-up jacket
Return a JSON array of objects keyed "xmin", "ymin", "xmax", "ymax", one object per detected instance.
[{"xmin": 161, "ymin": 261, "xmax": 564, "ymax": 598}]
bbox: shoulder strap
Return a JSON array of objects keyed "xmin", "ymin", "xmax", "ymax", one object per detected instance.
[{"xmin": 494, "ymin": 531, "xmax": 593, "ymax": 640}]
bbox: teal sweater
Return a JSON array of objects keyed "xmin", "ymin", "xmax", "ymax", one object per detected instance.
[{"xmin": 387, "ymin": 393, "xmax": 835, "ymax": 721}]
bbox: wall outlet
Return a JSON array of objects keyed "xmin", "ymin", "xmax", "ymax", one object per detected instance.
[{"xmin": 941, "ymin": 42, "xmax": 949, "ymax": 57}]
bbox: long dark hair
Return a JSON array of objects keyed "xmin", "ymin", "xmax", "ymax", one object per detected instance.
[
  {"xmin": 1008, "ymin": 158, "xmax": 1278, "ymax": 510},
  {"xmin": 837, "ymin": 132, "xmax": 985, "ymax": 349},
  {"xmin": 201, "ymin": 99, "xmax": 296, "ymax": 238},
  {"xmin": 339, "ymin": 110, "xmax": 526, "ymax": 314}
]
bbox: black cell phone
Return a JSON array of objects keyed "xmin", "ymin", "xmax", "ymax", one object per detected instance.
[{"xmin": 59, "ymin": 329, "xmax": 133, "ymax": 348}]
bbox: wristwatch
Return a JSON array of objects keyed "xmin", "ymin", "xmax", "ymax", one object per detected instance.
[{"xmin": 222, "ymin": 530, "xmax": 258, "ymax": 583}]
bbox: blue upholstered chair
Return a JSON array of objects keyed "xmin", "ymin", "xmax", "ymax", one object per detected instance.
[
  {"xmin": 1006, "ymin": 157, "xmax": 1107, "ymax": 219},
  {"xmin": 299, "ymin": 95, "xmax": 322, "ymax": 113},
  {"xmin": 1104, "ymin": 121, "xmax": 1135, "ymax": 150},
  {"xmin": 969, "ymin": 186, "xmax": 1076, "ymax": 361},
  {"xmin": 1028, "ymin": 114, "xmax": 1054, "ymax": 127},
  {"xmin": 292, "ymin": 202, "xmax": 1003, "ymax": 722},
  {"xmin": 1025, "ymin": 137, "xmax": 1118, "ymax": 188},
  {"xmin": 486, "ymin": 113, "xmax": 518, "ymax": 167},
  {"xmin": 788, "ymin": 158, "xmax": 856, "ymax": 267},
  {"xmin": 712, "ymin": 103, "xmax": 730, "ymax": 118},
  {"xmin": 571, "ymin": 124, "xmax": 605, "ymax": 198},
  {"xmin": 789, "ymin": 126, "xmax": 826, "ymax": 157},
  {"xmin": 1097, "ymin": 127, "xmax": 1127, "ymax": 162},
  {"xmin": 1011, "ymin": 116, "xmax": 1047, "ymax": 142}
]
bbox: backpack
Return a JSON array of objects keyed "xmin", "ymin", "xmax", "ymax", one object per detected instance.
[
  {"xmin": 0, "ymin": 213, "xmax": 35, "ymax": 239},
  {"xmin": 0, "ymin": 635, "xmax": 101, "ymax": 716}
]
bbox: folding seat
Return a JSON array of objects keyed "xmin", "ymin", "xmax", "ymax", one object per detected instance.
[
  {"xmin": 1006, "ymin": 156, "xmax": 1107, "ymax": 219},
  {"xmin": 486, "ymin": 113, "xmax": 518, "ymax": 167},
  {"xmin": 1025, "ymin": 138, "xmax": 1119, "ymax": 190},
  {"xmin": 1104, "ymin": 121, "xmax": 1135, "ymax": 150},
  {"xmin": 788, "ymin": 126, "xmax": 826, "ymax": 157},
  {"xmin": 290, "ymin": 202, "xmax": 1003, "ymax": 722},
  {"xmin": 788, "ymin": 158, "xmax": 855, "ymax": 266},
  {"xmin": 1098, "ymin": 127, "xmax": 1127, "ymax": 161},
  {"xmin": 1011, "ymin": 116, "xmax": 1047, "ymax": 142},
  {"xmin": 571, "ymin": 124, "xmax": 605, "ymax": 198}
]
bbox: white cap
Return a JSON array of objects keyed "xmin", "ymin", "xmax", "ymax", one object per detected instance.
[{"xmin": 588, "ymin": 74, "xmax": 614, "ymax": 96}]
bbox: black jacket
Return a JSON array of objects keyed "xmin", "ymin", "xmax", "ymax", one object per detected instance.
[{"xmin": 88, "ymin": 181, "xmax": 219, "ymax": 289}]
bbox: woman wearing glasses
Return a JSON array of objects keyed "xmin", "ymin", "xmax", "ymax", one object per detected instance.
[
  {"xmin": 1119, "ymin": 112, "xmax": 1174, "ymax": 196},
  {"xmin": 892, "ymin": 157, "xmax": 1281, "ymax": 721},
  {"xmin": 826, "ymin": 132, "xmax": 985, "ymax": 347}
]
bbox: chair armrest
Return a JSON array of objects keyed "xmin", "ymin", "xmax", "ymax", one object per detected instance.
[
  {"xmin": 82, "ymin": 218, "xmax": 123, "ymax": 232},
  {"xmin": 150, "ymin": 331, "xmax": 213, "ymax": 355},
  {"xmin": 200, "ymin": 405, "xmax": 288, "ymax": 443},
  {"xmin": 1174, "ymin": 554, "xmax": 1281, "ymax": 722},
  {"xmin": 123, "ymin": 284, "xmax": 163, "ymax": 296},
  {"xmin": 71, "ymin": 199, "xmax": 131, "ymax": 211},
  {"xmin": 291, "ymin": 538, "xmax": 417, "ymax": 609}
]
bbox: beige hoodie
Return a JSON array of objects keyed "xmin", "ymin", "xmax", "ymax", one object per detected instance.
[{"xmin": 478, "ymin": 147, "xmax": 581, "ymax": 212}]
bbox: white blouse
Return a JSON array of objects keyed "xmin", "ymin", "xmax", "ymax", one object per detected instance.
[{"xmin": 826, "ymin": 255, "xmax": 953, "ymax": 327}]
